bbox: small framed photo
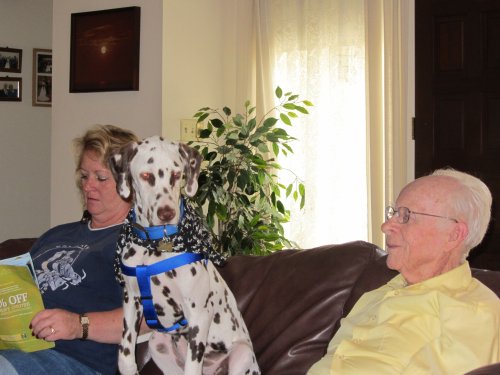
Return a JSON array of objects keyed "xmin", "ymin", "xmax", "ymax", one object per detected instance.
[
  {"xmin": 0, "ymin": 77, "xmax": 22, "ymax": 101},
  {"xmin": 0, "ymin": 47, "xmax": 22, "ymax": 73},
  {"xmin": 70, "ymin": 6, "xmax": 141, "ymax": 92},
  {"xmin": 32, "ymin": 49, "xmax": 52, "ymax": 107}
]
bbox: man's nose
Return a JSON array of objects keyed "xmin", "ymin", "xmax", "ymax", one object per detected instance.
[{"xmin": 381, "ymin": 218, "xmax": 397, "ymax": 234}]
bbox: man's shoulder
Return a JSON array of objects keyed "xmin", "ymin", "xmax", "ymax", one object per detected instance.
[{"xmin": 470, "ymin": 278, "xmax": 500, "ymax": 307}]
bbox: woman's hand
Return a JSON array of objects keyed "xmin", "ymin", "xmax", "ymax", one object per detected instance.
[{"xmin": 30, "ymin": 308, "xmax": 81, "ymax": 341}]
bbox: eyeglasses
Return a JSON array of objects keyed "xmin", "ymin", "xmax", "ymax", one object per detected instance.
[{"xmin": 385, "ymin": 206, "xmax": 458, "ymax": 224}]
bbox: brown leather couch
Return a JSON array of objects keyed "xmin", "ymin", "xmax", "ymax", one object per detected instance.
[{"xmin": 1, "ymin": 238, "xmax": 499, "ymax": 374}]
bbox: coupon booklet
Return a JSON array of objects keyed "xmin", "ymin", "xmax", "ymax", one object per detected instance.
[{"xmin": 0, "ymin": 252, "xmax": 54, "ymax": 352}]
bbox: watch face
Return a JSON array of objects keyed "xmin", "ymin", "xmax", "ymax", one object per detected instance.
[{"xmin": 81, "ymin": 316, "xmax": 89, "ymax": 324}]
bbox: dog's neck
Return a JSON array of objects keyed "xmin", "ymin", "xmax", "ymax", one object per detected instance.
[{"xmin": 131, "ymin": 199, "xmax": 184, "ymax": 241}]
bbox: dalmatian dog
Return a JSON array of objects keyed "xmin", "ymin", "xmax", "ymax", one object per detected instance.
[{"xmin": 110, "ymin": 136, "xmax": 260, "ymax": 375}]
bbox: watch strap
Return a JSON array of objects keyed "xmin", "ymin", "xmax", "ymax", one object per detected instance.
[{"xmin": 79, "ymin": 313, "xmax": 89, "ymax": 340}]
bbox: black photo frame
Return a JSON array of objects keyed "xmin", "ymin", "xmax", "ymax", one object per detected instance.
[
  {"xmin": 0, "ymin": 47, "xmax": 22, "ymax": 73},
  {"xmin": 69, "ymin": 6, "xmax": 140, "ymax": 93},
  {"xmin": 33, "ymin": 49, "xmax": 52, "ymax": 107},
  {"xmin": 0, "ymin": 77, "xmax": 22, "ymax": 101}
]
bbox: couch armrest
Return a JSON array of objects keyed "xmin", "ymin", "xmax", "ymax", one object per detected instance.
[
  {"xmin": 464, "ymin": 363, "xmax": 500, "ymax": 375},
  {"xmin": 0, "ymin": 238, "xmax": 37, "ymax": 259}
]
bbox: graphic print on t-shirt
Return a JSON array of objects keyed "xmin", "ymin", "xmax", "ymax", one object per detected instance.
[{"xmin": 33, "ymin": 245, "xmax": 87, "ymax": 294}]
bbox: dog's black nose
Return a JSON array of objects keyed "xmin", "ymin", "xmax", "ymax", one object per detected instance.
[{"xmin": 157, "ymin": 206, "xmax": 175, "ymax": 223}]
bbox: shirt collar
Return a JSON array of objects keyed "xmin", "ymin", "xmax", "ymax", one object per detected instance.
[{"xmin": 388, "ymin": 262, "xmax": 472, "ymax": 291}]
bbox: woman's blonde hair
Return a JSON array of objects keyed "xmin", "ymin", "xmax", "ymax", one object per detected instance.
[{"xmin": 73, "ymin": 124, "xmax": 138, "ymax": 193}]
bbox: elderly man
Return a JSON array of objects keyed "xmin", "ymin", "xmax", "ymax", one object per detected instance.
[{"xmin": 308, "ymin": 169, "xmax": 500, "ymax": 374}]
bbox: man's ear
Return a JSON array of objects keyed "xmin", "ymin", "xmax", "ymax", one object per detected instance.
[{"xmin": 448, "ymin": 221, "xmax": 468, "ymax": 244}]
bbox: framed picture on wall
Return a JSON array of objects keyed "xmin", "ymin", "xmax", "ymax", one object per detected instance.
[
  {"xmin": 0, "ymin": 77, "xmax": 22, "ymax": 101},
  {"xmin": 0, "ymin": 47, "xmax": 22, "ymax": 73},
  {"xmin": 69, "ymin": 6, "xmax": 141, "ymax": 93},
  {"xmin": 32, "ymin": 49, "xmax": 52, "ymax": 107}
]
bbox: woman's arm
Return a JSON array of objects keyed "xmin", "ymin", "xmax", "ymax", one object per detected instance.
[{"xmin": 31, "ymin": 307, "xmax": 152, "ymax": 344}]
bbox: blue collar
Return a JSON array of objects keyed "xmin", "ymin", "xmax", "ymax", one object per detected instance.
[{"xmin": 131, "ymin": 199, "xmax": 184, "ymax": 241}]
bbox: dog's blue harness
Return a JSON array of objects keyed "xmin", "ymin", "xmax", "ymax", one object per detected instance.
[{"xmin": 120, "ymin": 199, "xmax": 203, "ymax": 332}]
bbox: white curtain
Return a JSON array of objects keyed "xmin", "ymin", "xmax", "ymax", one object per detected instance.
[
  {"xmin": 253, "ymin": 0, "xmax": 410, "ymax": 249},
  {"xmin": 255, "ymin": 0, "xmax": 368, "ymax": 248}
]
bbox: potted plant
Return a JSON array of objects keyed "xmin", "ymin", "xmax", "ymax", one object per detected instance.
[{"xmin": 190, "ymin": 87, "xmax": 312, "ymax": 256}]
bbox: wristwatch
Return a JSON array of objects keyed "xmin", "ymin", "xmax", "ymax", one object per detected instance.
[{"xmin": 79, "ymin": 313, "xmax": 90, "ymax": 340}]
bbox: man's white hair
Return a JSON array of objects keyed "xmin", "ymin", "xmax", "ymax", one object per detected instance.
[{"xmin": 431, "ymin": 168, "xmax": 492, "ymax": 258}]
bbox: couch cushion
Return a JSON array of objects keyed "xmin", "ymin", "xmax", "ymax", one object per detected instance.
[{"xmin": 217, "ymin": 241, "xmax": 394, "ymax": 375}]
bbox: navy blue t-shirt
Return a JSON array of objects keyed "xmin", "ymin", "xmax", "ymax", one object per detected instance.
[{"xmin": 30, "ymin": 220, "xmax": 123, "ymax": 375}]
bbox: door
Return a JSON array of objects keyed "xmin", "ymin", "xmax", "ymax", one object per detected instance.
[{"xmin": 415, "ymin": 0, "xmax": 500, "ymax": 270}]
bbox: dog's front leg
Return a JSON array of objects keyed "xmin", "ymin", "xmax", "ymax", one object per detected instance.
[
  {"xmin": 118, "ymin": 288, "xmax": 142, "ymax": 375},
  {"xmin": 183, "ymin": 316, "xmax": 210, "ymax": 375}
]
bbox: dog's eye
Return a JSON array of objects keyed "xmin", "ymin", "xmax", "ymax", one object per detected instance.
[{"xmin": 140, "ymin": 172, "xmax": 151, "ymax": 181}]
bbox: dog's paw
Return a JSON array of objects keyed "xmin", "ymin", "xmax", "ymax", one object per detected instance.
[{"xmin": 118, "ymin": 361, "xmax": 139, "ymax": 375}]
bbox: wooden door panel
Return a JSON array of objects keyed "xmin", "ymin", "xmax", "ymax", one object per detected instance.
[{"xmin": 415, "ymin": 0, "xmax": 500, "ymax": 270}]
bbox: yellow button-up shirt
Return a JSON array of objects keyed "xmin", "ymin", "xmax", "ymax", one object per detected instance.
[{"xmin": 308, "ymin": 262, "xmax": 500, "ymax": 374}]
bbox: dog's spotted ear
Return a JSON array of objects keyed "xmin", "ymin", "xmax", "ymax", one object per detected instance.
[
  {"xmin": 109, "ymin": 142, "xmax": 138, "ymax": 201},
  {"xmin": 178, "ymin": 143, "xmax": 202, "ymax": 197}
]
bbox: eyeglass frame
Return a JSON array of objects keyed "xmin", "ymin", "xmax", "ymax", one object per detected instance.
[{"xmin": 385, "ymin": 206, "xmax": 458, "ymax": 224}]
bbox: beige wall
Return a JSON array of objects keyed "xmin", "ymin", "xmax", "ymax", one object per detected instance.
[
  {"xmin": 51, "ymin": 0, "xmax": 164, "ymax": 226},
  {"xmin": 0, "ymin": 0, "xmax": 52, "ymax": 241},
  {"xmin": 0, "ymin": 0, "xmax": 249, "ymax": 239}
]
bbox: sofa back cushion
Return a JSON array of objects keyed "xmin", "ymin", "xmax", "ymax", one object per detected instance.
[{"xmin": 217, "ymin": 241, "xmax": 396, "ymax": 375}]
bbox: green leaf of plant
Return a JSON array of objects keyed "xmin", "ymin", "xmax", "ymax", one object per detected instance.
[
  {"xmin": 280, "ymin": 113, "xmax": 291, "ymax": 125},
  {"xmin": 210, "ymin": 118, "xmax": 224, "ymax": 128},
  {"xmin": 262, "ymin": 117, "xmax": 278, "ymax": 128},
  {"xmin": 271, "ymin": 142, "xmax": 278, "ymax": 156},
  {"xmin": 197, "ymin": 113, "xmax": 210, "ymax": 123},
  {"xmin": 233, "ymin": 114, "xmax": 243, "ymax": 127},
  {"xmin": 295, "ymin": 106, "xmax": 309, "ymax": 114},
  {"xmin": 223, "ymin": 107, "xmax": 232, "ymax": 116},
  {"xmin": 275, "ymin": 86, "xmax": 283, "ymax": 99},
  {"xmin": 216, "ymin": 126, "xmax": 226, "ymax": 137},
  {"xmin": 258, "ymin": 143, "xmax": 270, "ymax": 153}
]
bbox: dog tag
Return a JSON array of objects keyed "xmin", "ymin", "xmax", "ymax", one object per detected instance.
[{"xmin": 158, "ymin": 240, "xmax": 173, "ymax": 252}]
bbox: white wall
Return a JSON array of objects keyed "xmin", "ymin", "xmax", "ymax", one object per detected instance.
[
  {"xmin": 51, "ymin": 0, "xmax": 164, "ymax": 226},
  {"xmin": 0, "ymin": 0, "xmax": 52, "ymax": 241}
]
